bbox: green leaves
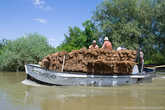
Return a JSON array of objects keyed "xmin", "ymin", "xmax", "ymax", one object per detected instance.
[
  {"xmin": 0, "ymin": 34, "xmax": 56, "ymax": 71},
  {"xmin": 57, "ymin": 20, "xmax": 99, "ymax": 52},
  {"xmin": 92, "ymin": 0, "xmax": 165, "ymax": 64},
  {"xmin": 58, "ymin": 0, "xmax": 165, "ymax": 65}
]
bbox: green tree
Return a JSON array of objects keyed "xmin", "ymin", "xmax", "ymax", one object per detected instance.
[
  {"xmin": 0, "ymin": 34, "xmax": 56, "ymax": 72},
  {"xmin": 0, "ymin": 39, "xmax": 8, "ymax": 54},
  {"xmin": 92, "ymin": 0, "xmax": 165, "ymax": 64},
  {"xmin": 57, "ymin": 26, "xmax": 86, "ymax": 52},
  {"xmin": 82, "ymin": 20, "xmax": 100, "ymax": 47},
  {"xmin": 57, "ymin": 20, "xmax": 99, "ymax": 52},
  {"xmin": 153, "ymin": 1, "xmax": 165, "ymax": 64}
]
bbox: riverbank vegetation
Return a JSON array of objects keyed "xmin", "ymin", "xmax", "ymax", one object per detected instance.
[
  {"xmin": 0, "ymin": 34, "xmax": 56, "ymax": 71},
  {"xmin": 0, "ymin": 0, "xmax": 165, "ymax": 72}
]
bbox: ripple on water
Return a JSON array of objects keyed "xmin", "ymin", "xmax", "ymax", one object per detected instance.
[{"xmin": 1, "ymin": 72, "xmax": 165, "ymax": 110}]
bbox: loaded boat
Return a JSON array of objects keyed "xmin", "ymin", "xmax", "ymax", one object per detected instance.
[
  {"xmin": 24, "ymin": 49, "xmax": 155, "ymax": 86},
  {"xmin": 24, "ymin": 64, "xmax": 155, "ymax": 86}
]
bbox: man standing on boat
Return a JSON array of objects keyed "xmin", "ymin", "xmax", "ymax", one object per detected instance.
[
  {"xmin": 89, "ymin": 40, "xmax": 99, "ymax": 49},
  {"xmin": 140, "ymin": 48, "xmax": 144, "ymax": 73},
  {"xmin": 101, "ymin": 37, "xmax": 112, "ymax": 50},
  {"xmin": 136, "ymin": 48, "xmax": 144, "ymax": 73}
]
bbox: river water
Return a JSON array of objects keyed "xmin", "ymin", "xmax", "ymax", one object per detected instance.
[{"xmin": 0, "ymin": 72, "xmax": 165, "ymax": 110}]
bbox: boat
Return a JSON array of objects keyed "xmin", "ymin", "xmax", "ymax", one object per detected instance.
[{"xmin": 24, "ymin": 64, "xmax": 155, "ymax": 86}]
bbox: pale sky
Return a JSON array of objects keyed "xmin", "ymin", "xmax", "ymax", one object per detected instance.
[{"xmin": 0, "ymin": 0, "xmax": 103, "ymax": 47}]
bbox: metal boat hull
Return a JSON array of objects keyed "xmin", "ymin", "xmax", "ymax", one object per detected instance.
[{"xmin": 25, "ymin": 64, "xmax": 154, "ymax": 86}]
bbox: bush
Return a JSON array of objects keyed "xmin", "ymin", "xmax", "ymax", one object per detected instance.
[
  {"xmin": 145, "ymin": 53, "xmax": 165, "ymax": 65},
  {"xmin": 0, "ymin": 39, "xmax": 8, "ymax": 54},
  {"xmin": 0, "ymin": 34, "xmax": 56, "ymax": 72}
]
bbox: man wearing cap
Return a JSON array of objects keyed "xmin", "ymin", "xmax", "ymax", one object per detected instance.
[
  {"xmin": 101, "ymin": 37, "xmax": 112, "ymax": 50},
  {"xmin": 89, "ymin": 40, "xmax": 99, "ymax": 49}
]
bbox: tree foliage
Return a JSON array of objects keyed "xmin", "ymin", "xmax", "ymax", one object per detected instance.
[
  {"xmin": 58, "ymin": 0, "xmax": 165, "ymax": 64},
  {"xmin": 0, "ymin": 39, "xmax": 8, "ymax": 54},
  {"xmin": 57, "ymin": 20, "xmax": 99, "ymax": 52},
  {"xmin": 93, "ymin": 0, "xmax": 155, "ymax": 48},
  {"xmin": 57, "ymin": 26, "xmax": 86, "ymax": 52},
  {"xmin": 0, "ymin": 34, "xmax": 56, "ymax": 72},
  {"xmin": 92, "ymin": 0, "xmax": 165, "ymax": 64}
]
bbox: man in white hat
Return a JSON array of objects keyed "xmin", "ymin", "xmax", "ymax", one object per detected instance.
[
  {"xmin": 89, "ymin": 40, "xmax": 99, "ymax": 49},
  {"xmin": 101, "ymin": 37, "xmax": 112, "ymax": 50}
]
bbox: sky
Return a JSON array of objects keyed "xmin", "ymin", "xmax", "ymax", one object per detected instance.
[{"xmin": 0, "ymin": 0, "xmax": 103, "ymax": 47}]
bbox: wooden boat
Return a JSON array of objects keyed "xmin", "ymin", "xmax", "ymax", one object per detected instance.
[{"xmin": 24, "ymin": 64, "xmax": 155, "ymax": 86}]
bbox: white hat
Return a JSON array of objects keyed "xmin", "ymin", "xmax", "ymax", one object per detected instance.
[
  {"xmin": 104, "ymin": 37, "xmax": 109, "ymax": 41},
  {"xmin": 117, "ymin": 47, "xmax": 122, "ymax": 51},
  {"xmin": 92, "ymin": 40, "xmax": 96, "ymax": 43}
]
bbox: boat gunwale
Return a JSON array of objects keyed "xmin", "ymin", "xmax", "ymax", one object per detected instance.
[{"xmin": 25, "ymin": 64, "xmax": 152, "ymax": 79}]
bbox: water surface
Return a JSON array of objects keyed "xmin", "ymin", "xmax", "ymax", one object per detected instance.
[{"xmin": 0, "ymin": 72, "xmax": 165, "ymax": 110}]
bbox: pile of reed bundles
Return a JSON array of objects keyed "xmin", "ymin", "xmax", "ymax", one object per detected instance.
[{"xmin": 39, "ymin": 48, "xmax": 137, "ymax": 75}]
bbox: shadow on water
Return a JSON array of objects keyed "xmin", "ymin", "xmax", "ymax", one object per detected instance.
[{"xmin": 0, "ymin": 72, "xmax": 165, "ymax": 110}]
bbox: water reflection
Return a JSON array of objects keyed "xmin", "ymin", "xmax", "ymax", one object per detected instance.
[{"xmin": 0, "ymin": 72, "xmax": 165, "ymax": 110}]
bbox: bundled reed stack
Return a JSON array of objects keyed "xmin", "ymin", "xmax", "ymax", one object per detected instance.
[{"xmin": 39, "ymin": 48, "xmax": 137, "ymax": 75}]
